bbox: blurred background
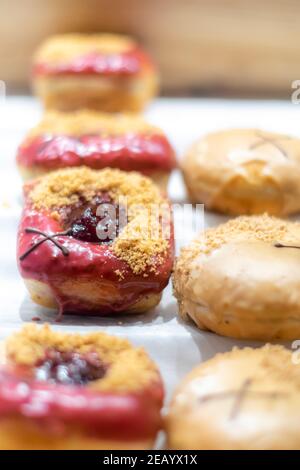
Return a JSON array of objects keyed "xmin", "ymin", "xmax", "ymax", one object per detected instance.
[{"xmin": 1, "ymin": 0, "xmax": 299, "ymax": 97}]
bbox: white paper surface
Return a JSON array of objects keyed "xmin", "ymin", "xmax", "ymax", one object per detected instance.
[{"xmin": 0, "ymin": 96, "xmax": 297, "ymax": 402}]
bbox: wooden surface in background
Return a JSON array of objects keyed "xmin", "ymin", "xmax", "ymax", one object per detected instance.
[{"xmin": 1, "ymin": 0, "xmax": 300, "ymax": 96}]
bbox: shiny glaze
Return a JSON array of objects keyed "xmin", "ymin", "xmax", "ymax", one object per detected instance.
[
  {"xmin": 17, "ymin": 206, "xmax": 174, "ymax": 315},
  {"xmin": 17, "ymin": 133, "xmax": 176, "ymax": 174},
  {"xmin": 33, "ymin": 48, "xmax": 153, "ymax": 77},
  {"xmin": 0, "ymin": 366, "xmax": 163, "ymax": 440}
]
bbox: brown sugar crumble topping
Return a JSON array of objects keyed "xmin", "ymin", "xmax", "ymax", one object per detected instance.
[
  {"xmin": 27, "ymin": 167, "xmax": 170, "ymax": 274},
  {"xmin": 177, "ymin": 214, "xmax": 300, "ymax": 268},
  {"xmin": 6, "ymin": 325, "xmax": 160, "ymax": 393},
  {"xmin": 34, "ymin": 34, "xmax": 136, "ymax": 64},
  {"xmin": 174, "ymin": 214, "xmax": 300, "ymax": 291},
  {"xmin": 29, "ymin": 110, "xmax": 163, "ymax": 138}
]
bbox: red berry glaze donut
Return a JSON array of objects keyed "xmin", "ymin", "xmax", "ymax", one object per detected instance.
[
  {"xmin": 32, "ymin": 34, "xmax": 158, "ymax": 112},
  {"xmin": 17, "ymin": 167, "xmax": 174, "ymax": 317},
  {"xmin": 0, "ymin": 325, "xmax": 164, "ymax": 449},
  {"xmin": 16, "ymin": 111, "xmax": 176, "ymax": 190}
]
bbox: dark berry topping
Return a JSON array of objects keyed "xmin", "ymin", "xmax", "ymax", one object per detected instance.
[
  {"xmin": 68, "ymin": 194, "xmax": 126, "ymax": 243},
  {"xmin": 34, "ymin": 349, "xmax": 107, "ymax": 385}
]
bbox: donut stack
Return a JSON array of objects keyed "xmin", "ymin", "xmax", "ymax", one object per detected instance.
[{"xmin": 19, "ymin": 33, "xmax": 176, "ymax": 185}]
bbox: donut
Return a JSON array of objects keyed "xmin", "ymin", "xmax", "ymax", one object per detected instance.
[
  {"xmin": 0, "ymin": 324, "xmax": 163, "ymax": 449},
  {"xmin": 182, "ymin": 128, "xmax": 300, "ymax": 215},
  {"xmin": 16, "ymin": 110, "xmax": 176, "ymax": 190},
  {"xmin": 173, "ymin": 214, "xmax": 300, "ymax": 340},
  {"xmin": 167, "ymin": 345, "xmax": 300, "ymax": 450},
  {"xmin": 17, "ymin": 167, "xmax": 174, "ymax": 316},
  {"xmin": 32, "ymin": 34, "xmax": 158, "ymax": 112}
]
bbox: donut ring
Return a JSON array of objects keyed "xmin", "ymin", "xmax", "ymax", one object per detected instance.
[
  {"xmin": 16, "ymin": 110, "xmax": 176, "ymax": 191},
  {"xmin": 173, "ymin": 214, "xmax": 300, "ymax": 340},
  {"xmin": 182, "ymin": 128, "xmax": 300, "ymax": 215},
  {"xmin": 18, "ymin": 167, "xmax": 174, "ymax": 316},
  {"xmin": 167, "ymin": 345, "xmax": 300, "ymax": 450},
  {"xmin": 33, "ymin": 34, "xmax": 158, "ymax": 112},
  {"xmin": 0, "ymin": 325, "xmax": 163, "ymax": 449}
]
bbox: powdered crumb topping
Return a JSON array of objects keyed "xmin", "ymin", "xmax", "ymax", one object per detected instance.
[
  {"xmin": 201, "ymin": 344, "xmax": 300, "ymax": 390},
  {"xmin": 175, "ymin": 214, "xmax": 300, "ymax": 284},
  {"xmin": 5, "ymin": 324, "xmax": 160, "ymax": 393},
  {"xmin": 28, "ymin": 110, "xmax": 162, "ymax": 138},
  {"xmin": 27, "ymin": 167, "xmax": 170, "ymax": 274},
  {"xmin": 34, "ymin": 34, "xmax": 135, "ymax": 64}
]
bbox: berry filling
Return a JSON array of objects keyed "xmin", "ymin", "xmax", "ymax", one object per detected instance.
[
  {"xmin": 34, "ymin": 349, "xmax": 107, "ymax": 385},
  {"xmin": 65, "ymin": 194, "xmax": 127, "ymax": 243}
]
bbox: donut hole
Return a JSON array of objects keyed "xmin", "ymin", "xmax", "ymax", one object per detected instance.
[
  {"xmin": 34, "ymin": 349, "xmax": 107, "ymax": 385},
  {"xmin": 61, "ymin": 192, "xmax": 127, "ymax": 243}
]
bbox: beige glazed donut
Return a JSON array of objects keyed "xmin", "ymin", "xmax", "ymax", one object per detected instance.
[
  {"xmin": 167, "ymin": 345, "xmax": 300, "ymax": 450},
  {"xmin": 182, "ymin": 128, "xmax": 300, "ymax": 215},
  {"xmin": 173, "ymin": 214, "xmax": 300, "ymax": 340}
]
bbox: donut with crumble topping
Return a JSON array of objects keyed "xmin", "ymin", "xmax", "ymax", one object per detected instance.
[
  {"xmin": 0, "ymin": 325, "xmax": 163, "ymax": 450},
  {"xmin": 33, "ymin": 34, "xmax": 158, "ymax": 112},
  {"xmin": 16, "ymin": 110, "xmax": 176, "ymax": 190},
  {"xmin": 17, "ymin": 167, "xmax": 174, "ymax": 316},
  {"xmin": 173, "ymin": 214, "xmax": 300, "ymax": 340}
]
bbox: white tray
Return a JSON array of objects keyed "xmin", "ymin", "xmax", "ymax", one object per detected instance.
[{"xmin": 0, "ymin": 96, "xmax": 297, "ymax": 402}]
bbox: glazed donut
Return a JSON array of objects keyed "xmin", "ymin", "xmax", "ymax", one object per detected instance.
[
  {"xmin": 33, "ymin": 34, "xmax": 158, "ymax": 112},
  {"xmin": 167, "ymin": 345, "xmax": 300, "ymax": 450},
  {"xmin": 16, "ymin": 110, "xmax": 176, "ymax": 190},
  {"xmin": 18, "ymin": 167, "xmax": 174, "ymax": 316},
  {"xmin": 182, "ymin": 128, "xmax": 300, "ymax": 215},
  {"xmin": 173, "ymin": 214, "xmax": 300, "ymax": 340},
  {"xmin": 0, "ymin": 324, "xmax": 163, "ymax": 450}
]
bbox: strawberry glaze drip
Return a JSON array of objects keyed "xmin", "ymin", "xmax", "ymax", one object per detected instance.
[
  {"xmin": 17, "ymin": 133, "xmax": 176, "ymax": 174},
  {"xmin": 33, "ymin": 49, "xmax": 153, "ymax": 77}
]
